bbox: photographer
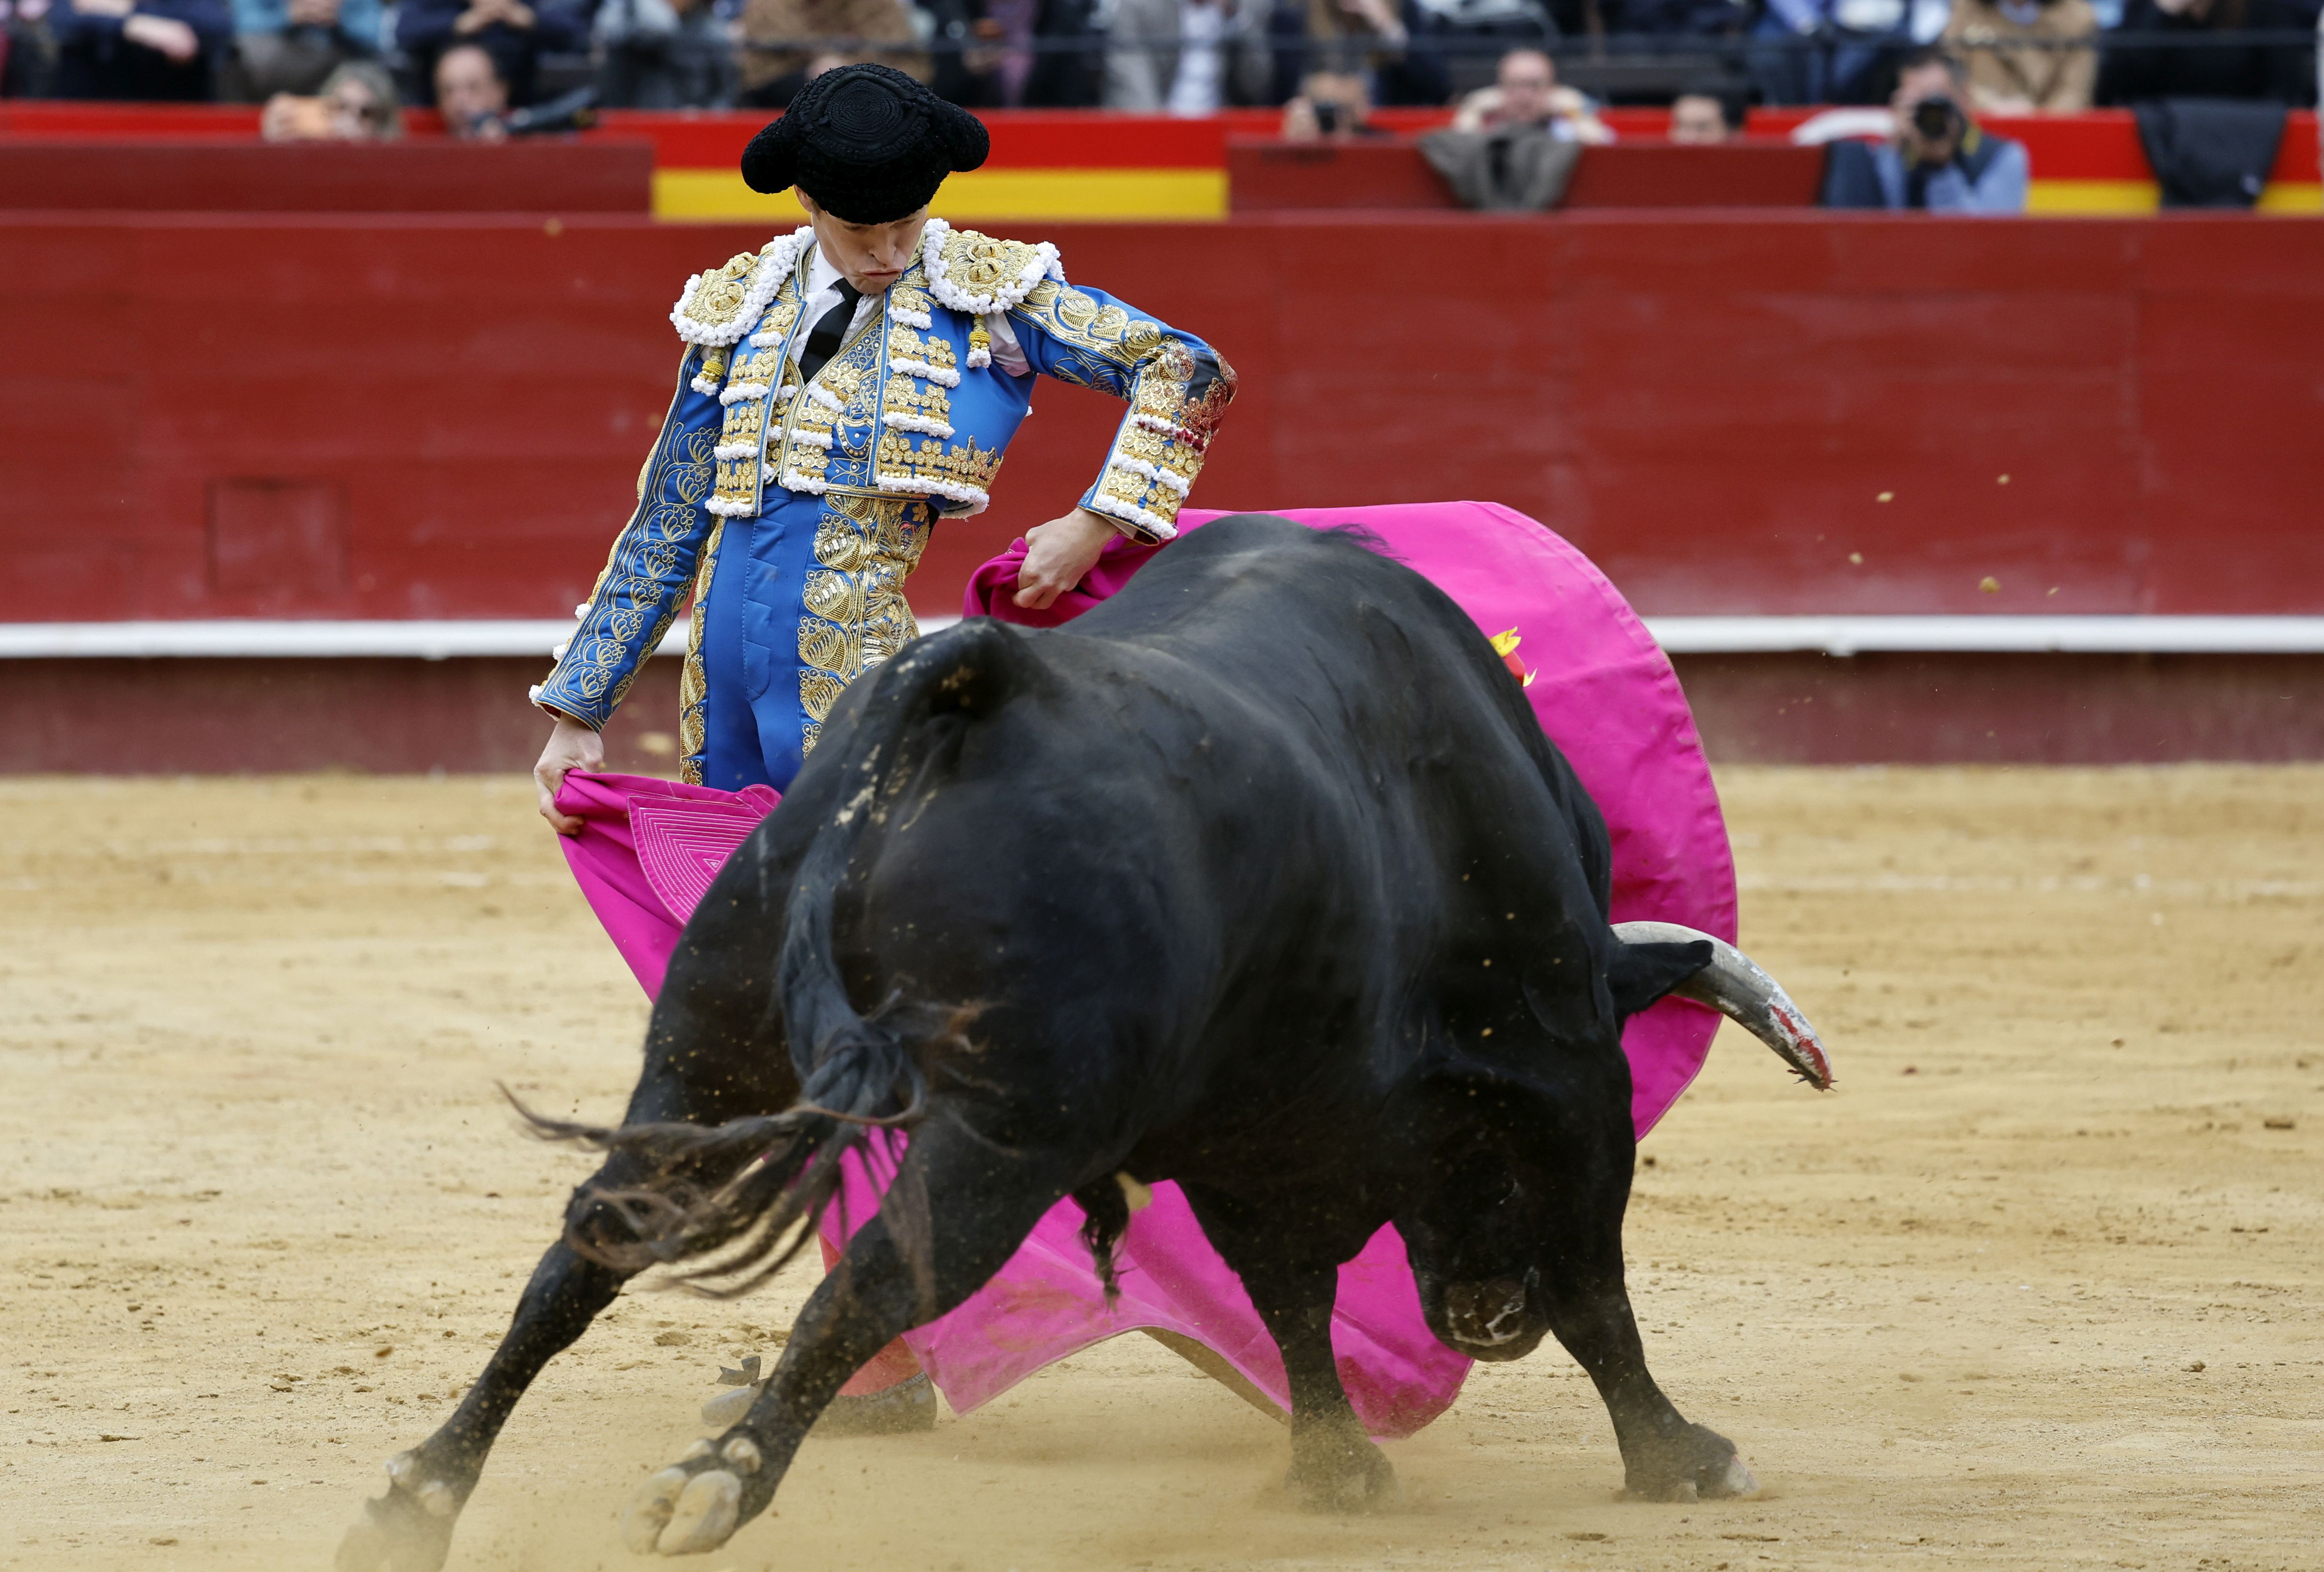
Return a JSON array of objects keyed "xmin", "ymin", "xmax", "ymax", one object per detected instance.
[{"xmin": 1821, "ymin": 47, "xmax": 2030, "ymax": 213}]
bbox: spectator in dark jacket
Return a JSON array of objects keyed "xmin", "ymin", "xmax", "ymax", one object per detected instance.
[
  {"xmin": 1616, "ymin": 0, "xmax": 1744, "ymax": 34},
  {"xmin": 595, "ymin": 0, "xmax": 736, "ymax": 107},
  {"xmin": 2096, "ymin": 0, "xmax": 2313, "ymax": 106},
  {"xmin": 1370, "ymin": 0, "xmax": 1449, "ymax": 108},
  {"xmin": 396, "ymin": 0, "xmax": 586, "ymax": 105},
  {"xmin": 1021, "ymin": 0, "xmax": 1101, "ymax": 103},
  {"xmin": 919, "ymin": 0, "xmax": 1007, "ymax": 106},
  {"xmin": 4, "ymin": 0, "xmax": 63, "ymax": 97},
  {"xmin": 53, "ymin": 0, "xmax": 231, "ymax": 97}
]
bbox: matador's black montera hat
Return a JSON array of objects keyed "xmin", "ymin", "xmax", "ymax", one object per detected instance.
[{"xmin": 740, "ymin": 64, "xmax": 990, "ymax": 224}]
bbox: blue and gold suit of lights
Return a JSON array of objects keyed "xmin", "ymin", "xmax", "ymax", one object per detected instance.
[{"xmin": 531, "ymin": 219, "xmax": 1235, "ymax": 793}]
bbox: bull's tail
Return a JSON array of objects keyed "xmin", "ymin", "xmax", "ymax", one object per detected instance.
[
  {"xmin": 509, "ymin": 1091, "xmax": 852, "ymax": 1296},
  {"xmin": 1610, "ymin": 921, "xmax": 1835, "ymax": 1090},
  {"xmin": 522, "ymin": 624, "xmax": 1026, "ymax": 1297}
]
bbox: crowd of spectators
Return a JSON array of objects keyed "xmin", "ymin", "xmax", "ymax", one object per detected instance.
[{"xmin": 1, "ymin": 0, "xmax": 2312, "ymax": 116}]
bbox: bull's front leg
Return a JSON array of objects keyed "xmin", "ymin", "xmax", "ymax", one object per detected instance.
[
  {"xmin": 1541, "ymin": 1264, "xmax": 1757, "ymax": 1502},
  {"xmin": 1182, "ymin": 1185, "xmax": 1399, "ymax": 1513},
  {"xmin": 338, "ymin": 982, "xmax": 793, "ymax": 1571},
  {"xmin": 1536, "ymin": 1106, "xmax": 1757, "ymax": 1503},
  {"xmin": 334, "ymin": 1197, "xmax": 635, "ymax": 1572},
  {"xmin": 622, "ymin": 1116, "xmax": 1076, "ymax": 1557}
]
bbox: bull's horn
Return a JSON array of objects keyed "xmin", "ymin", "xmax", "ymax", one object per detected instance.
[{"xmin": 1612, "ymin": 922, "xmax": 1834, "ymax": 1090}]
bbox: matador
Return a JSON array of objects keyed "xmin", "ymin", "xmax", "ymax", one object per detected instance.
[{"xmin": 529, "ymin": 63, "xmax": 1235, "ymax": 810}]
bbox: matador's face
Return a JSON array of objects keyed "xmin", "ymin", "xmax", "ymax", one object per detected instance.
[{"xmin": 797, "ymin": 197, "xmax": 929, "ymax": 297}]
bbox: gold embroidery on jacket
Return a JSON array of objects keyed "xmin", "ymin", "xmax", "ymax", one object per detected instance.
[
  {"xmin": 885, "ymin": 377, "xmax": 952, "ymax": 427},
  {"xmin": 677, "ymin": 517, "xmax": 725, "ymax": 784},
  {"xmin": 795, "ymin": 493, "xmax": 930, "ymax": 751},
  {"xmin": 681, "ymin": 253, "xmax": 761, "ymax": 335},
  {"xmin": 938, "ymin": 230, "xmax": 1048, "ymax": 303},
  {"xmin": 769, "ymin": 323, "xmax": 881, "ymax": 488},
  {"xmin": 708, "ymin": 257, "xmax": 811, "ymax": 516}
]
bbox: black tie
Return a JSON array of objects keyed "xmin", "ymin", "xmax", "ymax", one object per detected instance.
[{"xmin": 795, "ymin": 280, "xmax": 862, "ymax": 381}]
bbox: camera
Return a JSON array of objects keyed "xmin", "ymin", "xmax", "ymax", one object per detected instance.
[
  {"xmin": 505, "ymin": 86, "xmax": 599, "ymax": 137},
  {"xmin": 1910, "ymin": 95, "xmax": 1964, "ymax": 145}
]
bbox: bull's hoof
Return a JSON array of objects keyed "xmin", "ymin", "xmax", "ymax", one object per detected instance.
[
  {"xmin": 812, "ymin": 1371, "xmax": 937, "ymax": 1438},
  {"xmin": 335, "ymin": 1451, "xmax": 459, "ymax": 1572},
  {"xmin": 1284, "ymin": 1429, "xmax": 1402, "ymax": 1514},
  {"xmin": 623, "ymin": 1435, "xmax": 773, "ymax": 1556},
  {"xmin": 1623, "ymin": 1422, "xmax": 1758, "ymax": 1503}
]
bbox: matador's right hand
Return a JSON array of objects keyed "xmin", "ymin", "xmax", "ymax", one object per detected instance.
[{"xmin": 533, "ymin": 713, "xmax": 605, "ymax": 836}]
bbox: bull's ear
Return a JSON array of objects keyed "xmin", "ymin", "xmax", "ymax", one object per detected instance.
[{"xmin": 1605, "ymin": 938, "xmax": 1713, "ymax": 1020}]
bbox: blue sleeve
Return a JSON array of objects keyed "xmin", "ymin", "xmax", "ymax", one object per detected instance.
[
  {"xmin": 336, "ymin": 0, "xmax": 385, "ymax": 49},
  {"xmin": 528, "ymin": 0, "xmax": 589, "ymax": 50},
  {"xmin": 52, "ymin": 7, "xmax": 125, "ymax": 44},
  {"xmin": 533, "ymin": 349, "xmax": 724, "ymax": 730},
  {"xmin": 1003, "ymin": 279, "xmax": 1236, "ymax": 543},
  {"xmin": 150, "ymin": 0, "xmax": 236, "ymax": 46},
  {"xmin": 1966, "ymin": 138, "xmax": 2031, "ymax": 214}
]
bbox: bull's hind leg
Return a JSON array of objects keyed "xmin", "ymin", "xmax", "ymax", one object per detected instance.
[
  {"xmin": 622, "ymin": 1113, "xmax": 1078, "ymax": 1557},
  {"xmin": 1537, "ymin": 1099, "xmax": 1757, "ymax": 1504},
  {"xmin": 1181, "ymin": 1184, "xmax": 1400, "ymax": 1513}
]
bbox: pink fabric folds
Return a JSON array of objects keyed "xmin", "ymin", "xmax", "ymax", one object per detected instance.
[
  {"xmin": 836, "ymin": 1134, "xmax": 1465, "ymax": 1439},
  {"xmin": 551, "ymin": 500, "xmax": 1735, "ymax": 1439},
  {"xmin": 552, "ymin": 771, "xmax": 779, "ymax": 998}
]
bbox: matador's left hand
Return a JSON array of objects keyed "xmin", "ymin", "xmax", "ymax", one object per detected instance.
[{"xmin": 1013, "ymin": 508, "xmax": 1118, "ymax": 611}]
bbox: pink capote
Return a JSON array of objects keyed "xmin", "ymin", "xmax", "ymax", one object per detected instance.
[{"xmin": 552, "ymin": 500, "xmax": 1733, "ymax": 1438}]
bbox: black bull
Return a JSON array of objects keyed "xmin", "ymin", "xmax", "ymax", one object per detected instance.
[{"xmin": 340, "ymin": 515, "xmax": 1832, "ymax": 1570}]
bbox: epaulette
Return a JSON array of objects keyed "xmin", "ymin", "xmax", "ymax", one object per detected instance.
[
  {"xmin": 921, "ymin": 217, "xmax": 1064, "ymax": 315},
  {"xmin": 669, "ymin": 227, "xmax": 814, "ymax": 347}
]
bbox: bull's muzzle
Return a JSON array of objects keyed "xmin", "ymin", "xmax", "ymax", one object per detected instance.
[{"xmin": 1442, "ymin": 1277, "xmax": 1532, "ymax": 1349}]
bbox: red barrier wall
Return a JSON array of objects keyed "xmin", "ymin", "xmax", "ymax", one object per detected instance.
[
  {"xmin": 0, "ymin": 140, "xmax": 654, "ymax": 212},
  {"xmin": 6, "ymin": 209, "xmax": 2323, "ymax": 627}
]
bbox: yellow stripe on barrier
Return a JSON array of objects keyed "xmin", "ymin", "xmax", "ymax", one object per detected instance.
[
  {"xmin": 2256, "ymin": 181, "xmax": 2324, "ymax": 213},
  {"xmin": 2028, "ymin": 179, "xmax": 2160, "ymax": 214},
  {"xmin": 654, "ymin": 167, "xmax": 1230, "ymax": 223},
  {"xmin": 2028, "ymin": 178, "xmax": 2324, "ymax": 215}
]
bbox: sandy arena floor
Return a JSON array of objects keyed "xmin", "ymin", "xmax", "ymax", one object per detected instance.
[{"xmin": 2, "ymin": 767, "xmax": 2319, "ymax": 1572}]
